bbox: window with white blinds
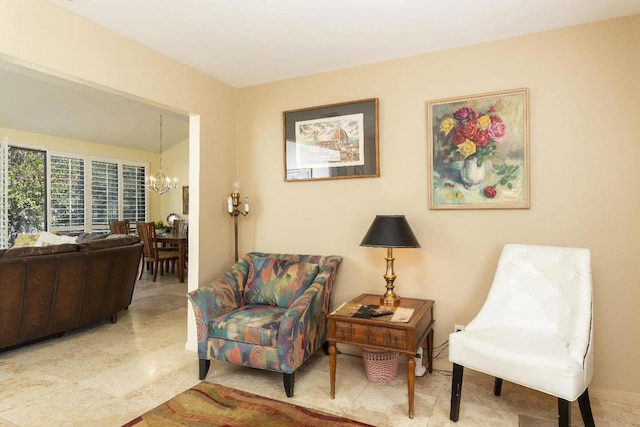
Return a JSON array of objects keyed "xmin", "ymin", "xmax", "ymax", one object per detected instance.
[
  {"xmin": 0, "ymin": 139, "xmax": 8, "ymax": 248},
  {"xmin": 91, "ymin": 160, "xmax": 119, "ymax": 228},
  {"xmin": 122, "ymin": 164, "xmax": 146, "ymax": 224},
  {"xmin": 50, "ymin": 155, "xmax": 86, "ymax": 229},
  {"xmin": 48, "ymin": 152, "xmax": 147, "ymax": 232}
]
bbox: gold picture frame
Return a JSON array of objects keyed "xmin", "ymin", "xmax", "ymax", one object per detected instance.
[
  {"xmin": 182, "ymin": 186, "xmax": 189, "ymax": 214},
  {"xmin": 427, "ymin": 88, "xmax": 530, "ymax": 209}
]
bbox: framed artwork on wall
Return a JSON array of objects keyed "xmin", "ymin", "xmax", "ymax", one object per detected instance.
[
  {"xmin": 283, "ymin": 98, "xmax": 379, "ymax": 181},
  {"xmin": 427, "ymin": 88, "xmax": 530, "ymax": 209},
  {"xmin": 182, "ymin": 186, "xmax": 189, "ymax": 214}
]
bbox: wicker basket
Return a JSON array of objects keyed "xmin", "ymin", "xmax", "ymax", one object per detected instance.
[{"xmin": 362, "ymin": 347, "xmax": 398, "ymax": 383}]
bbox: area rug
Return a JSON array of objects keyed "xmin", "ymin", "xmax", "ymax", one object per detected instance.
[{"xmin": 123, "ymin": 382, "xmax": 374, "ymax": 427}]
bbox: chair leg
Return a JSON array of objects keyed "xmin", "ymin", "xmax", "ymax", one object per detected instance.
[
  {"xmin": 578, "ymin": 388, "xmax": 595, "ymax": 427},
  {"xmin": 450, "ymin": 363, "xmax": 464, "ymax": 422},
  {"xmin": 152, "ymin": 261, "xmax": 159, "ymax": 282},
  {"xmin": 199, "ymin": 359, "xmax": 210, "ymax": 380},
  {"xmin": 283, "ymin": 372, "xmax": 295, "ymax": 397},
  {"xmin": 494, "ymin": 377, "xmax": 503, "ymax": 396},
  {"xmin": 558, "ymin": 398, "xmax": 571, "ymax": 427}
]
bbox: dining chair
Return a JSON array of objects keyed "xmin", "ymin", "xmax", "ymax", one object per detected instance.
[
  {"xmin": 172, "ymin": 219, "xmax": 187, "ymax": 235},
  {"xmin": 109, "ymin": 219, "xmax": 130, "ymax": 234},
  {"xmin": 449, "ymin": 243, "xmax": 595, "ymax": 427},
  {"xmin": 136, "ymin": 222, "xmax": 179, "ymax": 282}
]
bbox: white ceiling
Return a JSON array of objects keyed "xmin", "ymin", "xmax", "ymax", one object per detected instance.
[
  {"xmin": 47, "ymin": 0, "xmax": 640, "ymax": 88},
  {"xmin": 3, "ymin": 0, "xmax": 639, "ymax": 150},
  {"xmin": 0, "ymin": 62, "xmax": 189, "ymax": 152}
]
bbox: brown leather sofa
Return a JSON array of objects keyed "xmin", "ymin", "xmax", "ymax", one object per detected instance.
[{"xmin": 0, "ymin": 234, "xmax": 143, "ymax": 352}]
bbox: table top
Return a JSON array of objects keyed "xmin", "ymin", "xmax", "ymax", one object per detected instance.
[
  {"xmin": 156, "ymin": 232, "xmax": 188, "ymax": 242},
  {"xmin": 329, "ymin": 293, "xmax": 434, "ymax": 329}
]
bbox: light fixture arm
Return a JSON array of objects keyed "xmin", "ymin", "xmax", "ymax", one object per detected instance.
[
  {"xmin": 146, "ymin": 114, "xmax": 178, "ymax": 195},
  {"xmin": 227, "ymin": 187, "xmax": 250, "ymax": 262}
]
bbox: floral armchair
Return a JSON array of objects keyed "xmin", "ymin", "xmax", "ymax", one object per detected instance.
[{"xmin": 187, "ymin": 252, "xmax": 342, "ymax": 397}]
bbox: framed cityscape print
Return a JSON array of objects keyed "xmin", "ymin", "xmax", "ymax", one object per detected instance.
[
  {"xmin": 427, "ymin": 88, "xmax": 530, "ymax": 209},
  {"xmin": 284, "ymin": 98, "xmax": 379, "ymax": 181}
]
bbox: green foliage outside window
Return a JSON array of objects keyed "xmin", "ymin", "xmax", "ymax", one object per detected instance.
[{"xmin": 7, "ymin": 147, "xmax": 46, "ymax": 244}]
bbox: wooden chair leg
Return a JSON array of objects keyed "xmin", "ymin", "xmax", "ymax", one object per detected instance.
[
  {"xmin": 283, "ymin": 372, "xmax": 295, "ymax": 397},
  {"xmin": 152, "ymin": 261, "xmax": 159, "ymax": 282},
  {"xmin": 578, "ymin": 388, "xmax": 595, "ymax": 427},
  {"xmin": 494, "ymin": 377, "xmax": 503, "ymax": 396},
  {"xmin": 450, "ymin": 363, "xmax": 464, "ymax": 421},
  {"xmin": 558, "ymin": 398, "xmax": 571, "ymax": 427}
]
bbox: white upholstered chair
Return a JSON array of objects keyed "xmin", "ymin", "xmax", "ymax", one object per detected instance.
[{"xmin": 449, "ymin": 244, "xmax": 595, "ymax": 427}]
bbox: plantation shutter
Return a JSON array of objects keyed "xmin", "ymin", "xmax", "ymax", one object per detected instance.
[
  {"xmin": 49, "ymin": 155, "xmax": 85, "ymax": 229},
  {"xmin": 0, "ymin": 138, "xmax": 8, "ymax": 248},
  {"xmin": 91, "ymin": 160, "xmax": 119, "ymax": 229},
  {"xmin": 122, "ymin": 164, "xmax": 147, "ymax": 225}
]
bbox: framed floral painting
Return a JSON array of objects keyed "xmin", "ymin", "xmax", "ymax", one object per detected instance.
[{"xmin": 427, "ymin": 88, "xmax": 529, "ymax": 209}]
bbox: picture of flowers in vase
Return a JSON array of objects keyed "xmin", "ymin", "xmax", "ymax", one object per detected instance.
[
  {"xmin": 428, "ymin": 88, "xmax": 529, "ymax": 209},
  {"xmin": 439, "ymin": 106, "xmax": 506, "ymax": 189}
]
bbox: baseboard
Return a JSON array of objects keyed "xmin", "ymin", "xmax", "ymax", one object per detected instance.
[
  {"xmin": 336, "ymin": 346, "xmax": 640, "ymax": 407},
  {"xmin": 589, "ymin": 387, "xmax": 640, "ymax": 406},
  {"xmin": 184, "ymin": 341, "xmax": 197, "ymax": 352}
]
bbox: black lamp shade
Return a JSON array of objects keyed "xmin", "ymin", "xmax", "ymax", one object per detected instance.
[{"xmin": 360, "ymin": 215, "xmax": 421, "ymax": 248}]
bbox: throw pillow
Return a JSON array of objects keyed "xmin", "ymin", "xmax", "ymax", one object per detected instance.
[
  {"xmin": 34, "ymin": 231, "xmax": 77, "ymax": 247},
  {"xmin": 244, "ymin": 257, "xmax": 319, "ymax": 308},
  {"xmin": 13, "ymin": 233, "xmax": 40, "ymax": 248}
]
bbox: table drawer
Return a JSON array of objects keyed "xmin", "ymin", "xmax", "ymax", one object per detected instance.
[
  {"xmin": 333, "ymin": 321, "xmax": 368, "ymax": 344},
  {"xmin": 332, "ymin": 321, "xmax": 408, "ymax": 350}
]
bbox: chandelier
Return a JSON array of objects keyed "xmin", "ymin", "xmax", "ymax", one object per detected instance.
[{"xmin": 146, "ymin": 114, "xmax": 177, "ymax": 195}]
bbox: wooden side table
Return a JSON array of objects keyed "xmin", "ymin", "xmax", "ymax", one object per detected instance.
[{"xmin": 327, "ymin": 293, "xmax": 435, "ymax": 419}]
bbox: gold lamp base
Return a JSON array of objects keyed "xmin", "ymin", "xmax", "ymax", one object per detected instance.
[
  {"xmin": 379, "ymin": 248, "xmax": 401, "ymax": 307},
  {"xmin": 380, "ymin": 290, "xmax": 400, "ymax": 307}
]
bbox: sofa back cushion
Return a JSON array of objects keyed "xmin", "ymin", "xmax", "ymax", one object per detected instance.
[
  {"xmin": 244, "ymin": 256, "xmax": 319, "ymax": 308},
  {"xmin": 78, "ymin": 235, "xmax": 139, "ymax": 251},
  {"xmin": 1, "ymin": 243, "xmax": 79, "ymax": 259}
]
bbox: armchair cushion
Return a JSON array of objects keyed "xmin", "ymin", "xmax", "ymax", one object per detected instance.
[
  {"xmin": 211, "ymin": 304, "xmax": 287, "ymax": 347},
  {"xmin": 244, "ymin": 257, "xmax": 319, "ymax": 308}
]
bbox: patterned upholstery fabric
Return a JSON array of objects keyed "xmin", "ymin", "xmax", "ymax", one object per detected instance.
[
  {"xmin": 244, "ymin": 257, "xmax": 319, "ymax": 308},
  {"xmin": 211, "ymin": 304, "xmax": 286, "ymax": 346},
  {"xmin": 187, "ymin": 252, "xmax": 342, "ymax": 380}
]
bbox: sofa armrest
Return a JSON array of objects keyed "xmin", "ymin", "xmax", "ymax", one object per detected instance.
[
  {"xmin": 186, "ymin": 257, "xmax": 250, "ymax": 355},
  {"xmin": 310, "ymin": 256, "xmax": 342, "ymax": 317},
  {"xmin": 277, "ymin": 282, "xmax": 324, "ymax": 371},
  {"xmin": 277, "ymin": 257, "xmax": 342, "ymax": 370}
]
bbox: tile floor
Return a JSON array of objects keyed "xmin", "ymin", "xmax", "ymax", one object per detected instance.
[{"xmin": 1, "ymin": 271, "xmax": 638, "ymax": 426}]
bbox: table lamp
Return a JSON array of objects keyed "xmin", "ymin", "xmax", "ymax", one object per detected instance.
[{"xmin": 360, "ymin": 215, "xmax": 421, "ymax": 306}]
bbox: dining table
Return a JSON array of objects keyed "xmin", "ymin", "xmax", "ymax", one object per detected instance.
[{"xmin": 155, "ymin": 231, "xmax": 188, "ymax": 283}]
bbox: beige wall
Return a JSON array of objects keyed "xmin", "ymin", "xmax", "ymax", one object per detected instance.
[
  {"xmin": 0, "ymin": 0, "xmax": 238, "ymax": 340},
  {"xmin": 2, "ymin": 0, "xmax": 638, "ymax": 401},
  {"xmin": 237, "ymin": 15, "xmax": 640, "ymax": 398},
  {"xmin": 160, "ymin": 138, "xmax": 190, "ymax": 223}
]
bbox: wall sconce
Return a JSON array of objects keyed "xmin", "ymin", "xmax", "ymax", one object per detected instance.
[{"xmin": 227, "ymin": 181, "xmax": 250, "ymax": 262}]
